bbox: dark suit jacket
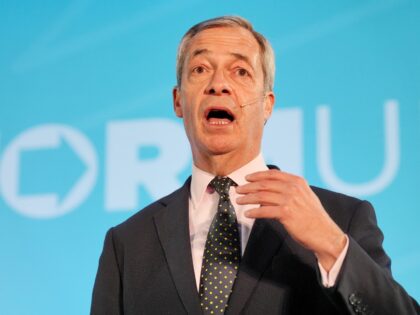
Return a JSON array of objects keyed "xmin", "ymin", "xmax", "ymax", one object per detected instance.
[{"xmin": 91, "ymin": 176, "xmax": 419, "ymax": 315}]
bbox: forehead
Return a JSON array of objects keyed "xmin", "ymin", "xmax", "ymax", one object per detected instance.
[{"xmin": 185, "ymin": 27, "xmax": 261, "ymax": 63}]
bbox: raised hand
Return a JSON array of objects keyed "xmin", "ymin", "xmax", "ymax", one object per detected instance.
[{"xmin": 236, "ymin": 169, "xmax": 347, "ymax": 271}]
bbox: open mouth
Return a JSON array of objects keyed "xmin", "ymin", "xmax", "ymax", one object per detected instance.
[{"xmin": 205, "ymin": 108, "xmax": 235, "ymax": 125}]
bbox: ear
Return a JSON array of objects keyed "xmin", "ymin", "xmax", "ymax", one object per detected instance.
[
  {"xmin": 263, "ymin": 91, "xmax": 275, "ymax": 121},
  {"xmin": 173, "ymin": 86, "xmax": 183, "ymax": 118}
]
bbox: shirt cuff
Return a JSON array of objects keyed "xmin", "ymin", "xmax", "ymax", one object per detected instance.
[{"xmin": 318, "ymin": 235, "xmax": 349, "ymax": 288}]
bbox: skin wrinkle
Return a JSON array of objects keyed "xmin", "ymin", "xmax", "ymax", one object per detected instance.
[
  {"xmin": 185, "ymin": 31, "xmax": 260, "ymax": 79},
  {"xmin": 176, "ymin": 18, "xmax": 275, "ymax": 91},
  {"xmin": 190, "ymin": 49, "xmax": 256, "ymax": 76}
]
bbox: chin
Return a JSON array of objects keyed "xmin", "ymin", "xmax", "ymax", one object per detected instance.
[{"xmin": 200, "ymin": 138, "xmax": 238, "ymax": 156}]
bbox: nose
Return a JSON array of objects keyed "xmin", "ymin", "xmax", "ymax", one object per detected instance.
[{"xmin": 205, "ymin": 69, "xmax": 231, "ymax": 95}]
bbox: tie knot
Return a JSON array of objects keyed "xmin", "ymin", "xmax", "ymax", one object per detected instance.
[{"xmin": 210, "ymin": 176, "xmax": 237, "ymax": 197}]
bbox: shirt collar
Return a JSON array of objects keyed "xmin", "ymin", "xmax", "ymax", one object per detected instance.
[{"xmin": 190, "ymin": 153, "xmax": 268, "ymax": 208}]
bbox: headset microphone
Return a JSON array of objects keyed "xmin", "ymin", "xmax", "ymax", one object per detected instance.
[{"xmin": 240, "ymin": 95, "xmax": 267, "ymax": 108}]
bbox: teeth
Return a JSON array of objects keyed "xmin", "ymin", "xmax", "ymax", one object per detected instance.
[{"xmin": 209, "ymin": 120, "xmax": 230, "ymax": 125}]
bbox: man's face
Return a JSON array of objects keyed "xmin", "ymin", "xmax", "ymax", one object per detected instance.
[{"xmin": 173, "ymin": 26, "xmax": 274, "ymax": 166}]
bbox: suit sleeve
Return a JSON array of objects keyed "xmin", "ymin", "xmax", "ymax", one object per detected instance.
[
  {"xmin": 91, "ymin": 228, "xmax": 124, "ymax": 315},
  {"xmin": 327, "ymin": 200, "xmax": 420, "ymax": 315}
]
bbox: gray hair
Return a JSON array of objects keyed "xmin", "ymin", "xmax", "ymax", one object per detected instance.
[{"xmin": 176, "ymin": 16, "xmax": 275, "ymax": 91}]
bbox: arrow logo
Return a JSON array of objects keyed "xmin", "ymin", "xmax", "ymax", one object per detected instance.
[{"xmin": 0, "ymin": 124, "xmax": 98, "ymax": 219}]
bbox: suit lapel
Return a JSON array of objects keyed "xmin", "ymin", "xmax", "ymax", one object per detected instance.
[
  {"xmin": 153, "ymin": 178, "xmax": 202, "ymax": 315},
  {"xmin": 226, "ymin": 218, "xmax": 289, "ymax": 315}
]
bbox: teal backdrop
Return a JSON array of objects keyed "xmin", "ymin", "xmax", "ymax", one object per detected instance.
[{"xmin": 1, "ymin": 1, "xmax": 419, "ymax": 314}]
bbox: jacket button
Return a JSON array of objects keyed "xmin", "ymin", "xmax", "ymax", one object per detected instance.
[
  {"xmin": 348, "ymin": 293, "xmax": 371, "ymax": 314},
  {"xmin": 349, "ymin": 292, "xmax": 362, "ymax": 306}
]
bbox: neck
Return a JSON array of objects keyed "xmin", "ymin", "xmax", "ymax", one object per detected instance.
[{"xmin": 192, "ymin": 150, "xmax": 260, "ymax": 176}]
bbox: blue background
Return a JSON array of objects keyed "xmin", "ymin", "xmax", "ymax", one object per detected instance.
[{"xmin": 0, "ymin": 1, "xmax": 419, "ymax": 314}]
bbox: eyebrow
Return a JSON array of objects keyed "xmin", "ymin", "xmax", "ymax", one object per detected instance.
[
  {"xmin": 192, "ymin": 48, "xmax": 209, "ymax": 57},
  {"xmin": 230, "ymin": 52, "xmax": 252, "ymax": 66},
  {"xmin": 191, "ymin": 49, "xmax": 253, "ymax": 68}
]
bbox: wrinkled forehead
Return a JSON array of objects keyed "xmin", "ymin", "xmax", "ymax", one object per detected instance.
[{"xmin": 184, "ymin": 26, "xmax": 262, "ymax": 66}]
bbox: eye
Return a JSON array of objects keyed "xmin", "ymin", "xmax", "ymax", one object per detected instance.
[
  {"xmin": 192, "ymin": 66, "xmax": 206, "ymax": 74},
  {"xmin": 236, "ymin": 68, "xmax": 250, "ymax": 77}
]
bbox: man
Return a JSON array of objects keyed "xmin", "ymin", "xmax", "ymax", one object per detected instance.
[{"xmin": 91, "ymin": 16, "xmax": 419, "ymax": 314}]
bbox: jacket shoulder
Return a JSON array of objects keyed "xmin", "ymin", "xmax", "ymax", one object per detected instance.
[{"xmin": 311, "ymin": 185, "xmax": 364, "ymax": 208}]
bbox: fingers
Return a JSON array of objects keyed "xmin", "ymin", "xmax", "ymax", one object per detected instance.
[
  {"xmin": 236, "ymin": 191, "xmax": 282, "ymax": 206},
  {"xmin": 245, "ymin": 169, "xmax": 302, "ymax": 183},
  {"xmin": 236, "ymin": 170, "xmax": 309, "ymax": 196},
  {"xmin": 241, "ymin": 170, "xmax": 309, "ymax": 191},
  {"xmin": 244, "ymin": 206, "xmax": 290, "ymax": 221},
  {"xmin": 236, "ymin": 180, "xmax": 286, "ymax": 194}
]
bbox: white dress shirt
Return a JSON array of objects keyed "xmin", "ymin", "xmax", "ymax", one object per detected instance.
[{"xmin": 188, "ymin": 153, "xmax": 348, "ymax": 290}]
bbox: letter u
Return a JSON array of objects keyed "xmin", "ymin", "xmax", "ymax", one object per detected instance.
[{"xmin": 316, "ymin": 100, "xmax": 400, "ymax": 196}]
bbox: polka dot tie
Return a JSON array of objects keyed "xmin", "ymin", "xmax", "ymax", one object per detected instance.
[{"xmin": 199, "ymin": 176, "xmax": 241, "ymax": 314}]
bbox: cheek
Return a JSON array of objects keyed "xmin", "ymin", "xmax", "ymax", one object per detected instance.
[
  {"xmin": 245, "ymin": 108, "xmax": 266, "ymax": 132},
  {"xmin": 249, "ymin": 106, "xmax": 265, "ymax": 121},
  {"xmin": 182, "ymin": 103, "xmax": 201, "ymax": 130}
]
